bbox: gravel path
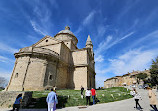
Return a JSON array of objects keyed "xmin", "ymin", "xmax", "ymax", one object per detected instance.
[{"xmin": 1, "ymin": 88, "xmax": 157, "ymax": 111}]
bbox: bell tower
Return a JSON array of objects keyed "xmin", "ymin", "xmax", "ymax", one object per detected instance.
[{"xmin": 86, "ymin": 35, "xmax": 94, "ymax": 57}]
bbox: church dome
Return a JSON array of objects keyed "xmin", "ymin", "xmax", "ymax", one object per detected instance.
[
  {"xmin": 57, "ymin": 26, "xmax": 75, "ymax": 36},
  {"xmin": 54, "ymin": 26, "xmax": 78, "ymax": 46}
]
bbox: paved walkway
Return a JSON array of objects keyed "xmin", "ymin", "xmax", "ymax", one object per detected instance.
[{"xmin": 1, "ymin": 88, "xmax": 157, "ymax": 111}]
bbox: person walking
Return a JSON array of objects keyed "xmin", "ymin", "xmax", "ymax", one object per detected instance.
[
  {"xmin": 133, "ymin": 89, "xmax": 143, "ymax": 110},
  {"xmin": 12, "ymin": 94, "xmax": 22, "ymax": 111},
  {"xmin": 91, "ymin": 88, "xmax": 96, "ymax": 104},
  {"xmin": 46, "ymin": 89, "xmax": 58, "ymax": 111},
  {"xmin": 81, "ymin": 86, "xmax": 84, "ymax": 99},
  {"xmin": 147, "ymin": 87, "xmax": 158, "ymax": 111},
  {"xmin": 53, "ymin": 87, "xmax": 57, "ymax": 111},
  {"xmin": 85, "ymin": 88, "xmax": 91, "ymax": 106}
]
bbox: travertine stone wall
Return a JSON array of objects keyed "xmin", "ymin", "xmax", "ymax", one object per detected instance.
[
  {"xmin": 70, "ymin": 40, "xmax": 77, "ymax": 50},
  {"xmin": 24, "ymin": 57, "xmax": 45, "ymax": 90},
  {"xmin": 56, "ymin": 64, "xmax": 68, "ymax": 89},
  {"xmin": 63, "ymin": 41, "xmax": 71, "ymax": 50},
  {"xmin": 72, "ymin": 50, "xmax": 87, "ymax": 65},
  {"xmin": 55, "ymin": 34, "xmax": 78, "ymax": 46},
  {"xmin": 42, "ymin": 43, "xmax": 61, "ymax": 55},
  {"xmin": 23, "ymin": 57, "xmax": 46, "ymax": 91},
  {"xmin": 59, "ymin": 43, "xmax": 70, "ymax": 64},
  {"xmin": 7, "ymin": 56, "xmax": 30, "ymax": 91},
  {"xmin": 73, "ymin": 67, "xmax": 88, "ymax": 90},
  {"xmin": 44, "ymin": 61, "xmax": 57, "ymax": 88}
]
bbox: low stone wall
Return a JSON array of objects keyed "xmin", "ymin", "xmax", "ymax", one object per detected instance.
[{"xmin": 0, "ymin": 91, "xmax": 32, "ymax": 108}]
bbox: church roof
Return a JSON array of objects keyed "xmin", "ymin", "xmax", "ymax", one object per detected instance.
[{"xmin": 57, "ymin": 26, "xmax": 75, "ymax": 36}]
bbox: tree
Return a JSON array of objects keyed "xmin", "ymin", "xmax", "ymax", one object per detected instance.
[
  {"xmin": 0, "ymin": 77, "xmax": 8, "ymax": 88},
  {"xmin": 150, "ymin": 57, "xmax": 158, "ymax": 86},
  {"xmin": 136, "ymin": 73, "xmax": 148, "ymax": 84}
]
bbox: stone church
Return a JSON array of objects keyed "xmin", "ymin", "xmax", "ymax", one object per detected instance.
[{"xmin": 6, "ymin": 26, "xmax": 96, "ymax": 91}]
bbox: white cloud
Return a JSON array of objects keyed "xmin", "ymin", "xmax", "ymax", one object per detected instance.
[
  {"xmin": 95, "ymin": 48, "xmax": 158, "ymax": 87},
  {"xmin": 27, "ymin": 35, "xmax": 40, "ymax": 43},
  {"xmin": 0, "ymin": 55, "xmax": 14, "ymax": 63},
  {"xmin": 95, "ymin": 35, "xmax": 112, "ymax": 55},
  {"xmin": 96, "ymin": 75, "xmax": 107, "ymax": 88},
  {"xmin": 95, "ymin": 32, "xmax": 134, "ymax": 56},
  {"xmin": 96, "ymin": 67, "xmax": 110, "ymax": 75},
  {"xmin": 117, "ymin": 0, "xmax": 140, "ymax": 21},
  {"xmin": 97, "ymin": 24, "xmax": 107, "ymax": 37},
  {"xmin": 108, "ymin": 48, "xmax": 158, "ymax": 75},
  {"xmin": 95, "ymin": 55, "xmax": 104, "ymax": 62},
  {"xmin": 107, "ymin": 32, "xmax": 134, "ymax": 49},
  {"xmin": 95, "ymin": 30, "xmax": 158, "ymax": 87},
  {"xmin": 131, "ymin": 30, "xmax": 158, "ymax": 48},
  {"xmin": 29, "ymin": 0, "xmax": 58, "ymax": 36},
  {"xmin": 0, "ymin": 43, "xmax": 19, "ymax": 54},
  {"xmin": 30, "ymin": 20, "xmax": 48, "ymax": 36},
  {"xmin": 94, "ymin": 31, "xmax": 134, "ymax": 66},
  {"xmin": 119, "ymin": 32, "xmax": 134, "ymax": 41},
  {"xmin": 75, "ymin": 10, "xmax": 96, "ymax": 34},
  {"xmin": 0, "ymin": 71, "xmax": 11, "ymax": 80},
  {"xmin": 143, "ymin": 8, "xmax": 158, "ymax": 25},
  {"xmin": 83, "ymin": 11, "xmax": 95, "ymax": 26}
]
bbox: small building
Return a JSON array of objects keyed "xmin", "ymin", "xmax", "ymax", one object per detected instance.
[{"xmin": 104, "ymin": 70, "xmax": 150, "ymax": 88}]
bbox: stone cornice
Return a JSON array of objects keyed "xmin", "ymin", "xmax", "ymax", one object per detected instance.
[
  {"xmin": 34, "ymin": 42, "xmax": 62, "ymax": 48},
  {"xmin": 15, "ymin": 47, "xmax": 59, "ymax": 59},
  {"xmin": 74, "ymin": 64, "xmax": 95, "ymax": 71},
  {"xmin": 71, "ymin": 48, "xmax": 88, "ymax": 52}
]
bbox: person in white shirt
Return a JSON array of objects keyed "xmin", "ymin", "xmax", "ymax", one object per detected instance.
[
  {"xmin": 85, "ymin": 88, "xmax": 91, "ymax": 106},
  {"xmin": 133, "ymin": 89, "xmax": 143, "ymax": 110}
]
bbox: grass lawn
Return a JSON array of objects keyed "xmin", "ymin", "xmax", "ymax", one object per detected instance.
[{"xmin": 27, "ymin": 87, "xmax": 132, "ymax": 108}]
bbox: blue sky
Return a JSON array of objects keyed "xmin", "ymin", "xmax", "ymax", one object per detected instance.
[{"xmin": 0, "ymin": 0, "xmax": 158, "ymax": 88}]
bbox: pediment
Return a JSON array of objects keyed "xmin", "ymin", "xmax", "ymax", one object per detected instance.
[{"xmin": 33, "ymin": 36, "xmax": 61, "ymax": 47}]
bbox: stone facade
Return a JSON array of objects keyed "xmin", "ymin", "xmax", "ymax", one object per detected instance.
[
  {"xmin": 104, "ymin": 70, "xmax": 150, "ymax": 88},
  {"xmin": 6, "ymin": 26, "xmax": 96, "ymax": 91}
]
